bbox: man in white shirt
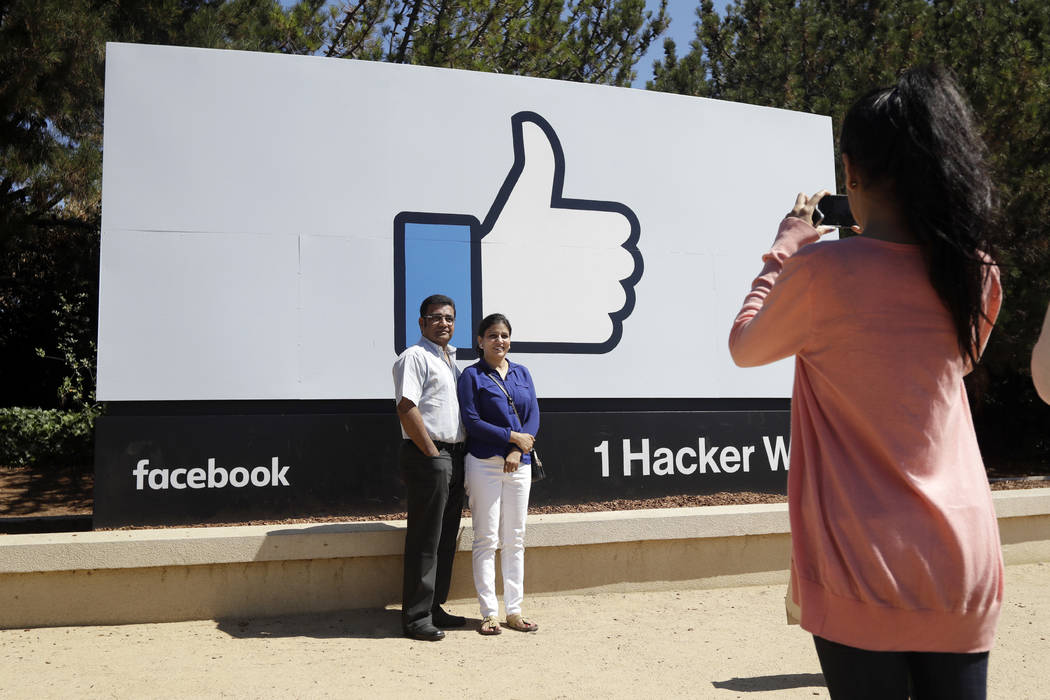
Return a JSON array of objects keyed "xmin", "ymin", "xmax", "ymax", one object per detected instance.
[{"xmin": 392, "ymin": 294, "xmax": 467, "ymax": 641}]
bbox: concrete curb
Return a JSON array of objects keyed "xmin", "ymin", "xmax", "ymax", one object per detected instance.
[
  {"xmin": 0, "ymin": 489, "xmax": 1047, "ymax": 628},
  {"xmin": 0, "ymin": 502, "xmax": 795, "ymax": 574}
]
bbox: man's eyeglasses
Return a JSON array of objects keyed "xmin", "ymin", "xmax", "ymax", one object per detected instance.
[{"xmin": 423, "ymin": 314, "xmax": 455, "ymax": 325}]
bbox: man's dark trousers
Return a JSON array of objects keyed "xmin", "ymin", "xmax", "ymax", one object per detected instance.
[{"xmin": 400, "ymin": 441, "xmax": 465, "ymax": 633}]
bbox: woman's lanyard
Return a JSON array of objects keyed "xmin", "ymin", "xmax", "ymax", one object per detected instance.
[{"xmin": 486, "ymin": 369, "xmax": 525, "ymax": 431}]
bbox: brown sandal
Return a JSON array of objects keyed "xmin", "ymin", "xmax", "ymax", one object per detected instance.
[
  {"xmin": 504, "ymin": 613, "xmax": 538, "ymax": 632},
  {"xmin": 479, "ymin": 615, "xmax": 502, "ymax": 635}
]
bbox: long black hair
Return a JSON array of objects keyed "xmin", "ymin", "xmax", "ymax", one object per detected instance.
[{"xmin": 840, "ymin": 65, "xmax": 997, "ymax": 366}]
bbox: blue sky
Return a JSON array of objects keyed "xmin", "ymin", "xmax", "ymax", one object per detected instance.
[
  {"xmin": 278, "ymin": 0, "xmax": 734, "ymax": 88},
  {"xmin": 635, "ymin": 0, "xmax": 733, "ymax": 87}
]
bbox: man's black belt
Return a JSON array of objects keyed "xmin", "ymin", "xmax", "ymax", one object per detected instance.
[{"xmin": 406, "ymin": 439, "xmax": 464, "ymax": 453}]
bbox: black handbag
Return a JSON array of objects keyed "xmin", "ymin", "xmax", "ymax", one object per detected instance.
[
  {"xmin": 529, "ymin": 448, "xmax": 546, "ymax": 483},
  {"xmin": 486, "ymin": 370, "xmax": 546, "ymax": 482}
]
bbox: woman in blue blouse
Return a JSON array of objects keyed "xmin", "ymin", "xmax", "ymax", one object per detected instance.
[{"xmin": 457, "ymin": 313, "xmax": 540, "ymax": 636}]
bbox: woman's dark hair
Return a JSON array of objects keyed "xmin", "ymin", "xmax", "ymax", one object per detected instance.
[
  {"xmin": 476, "ymin": 313, "xmax": 512, "ymax": 354},
  {"xmin": 840, "ymin": 65, "xmax": 997, "ymax": 366}
]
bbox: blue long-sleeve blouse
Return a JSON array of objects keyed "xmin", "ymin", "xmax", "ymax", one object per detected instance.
[{"xmin": 457, "ymin": 359, "xmax": 540, "ymax": 463}]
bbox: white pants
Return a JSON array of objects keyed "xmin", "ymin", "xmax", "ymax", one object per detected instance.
[{"xmin": 465, "ymin": 453, "xmax": 531, "ymax": 618}]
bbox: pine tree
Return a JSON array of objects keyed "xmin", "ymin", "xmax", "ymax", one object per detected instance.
[
  {"xmin": 322, "ymin": 0, "xmax": 668, "ymax": 87},
  {"xmin": 649, "ymin": 0, "xmax": 1050, "ymax": 466}
]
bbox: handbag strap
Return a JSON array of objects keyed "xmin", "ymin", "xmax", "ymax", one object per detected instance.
[
  {"xmin": 487, "ymin": 369, "xmax": 537, "ymax": 463},
  {"xmin": 486, "ymin": 369, "xmax": 524, "ymax": 431}
]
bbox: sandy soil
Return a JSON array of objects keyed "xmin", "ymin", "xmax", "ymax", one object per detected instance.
[{"xmin": 0, "ymin": 562, "xmax": 1045, "ymax": 699}]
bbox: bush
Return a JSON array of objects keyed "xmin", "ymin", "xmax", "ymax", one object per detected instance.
[{"xmin": 0, "ymin": 406, "xmax": 100, "ymax": 471}]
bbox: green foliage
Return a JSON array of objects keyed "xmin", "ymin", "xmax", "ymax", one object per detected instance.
[
  {"xmin": 323, "ymin": 0, "xmax": 669, "ymax": 87},
  {"xmin": 649, "ymin": 0, "xmax": 1050, "ymax": 465},
  {"xmin": 0, "ymin": 0, "xmax": 108, "ymax": 241},
  {"xmin": 105, "ymin": 0, "xmax": 330, "ymax": 54},
  {"xmin": 0, "ymin": 406, "xmax": 100, "ymax": 470},
  {"xmin": 35, "ymin": 291, "xmax": 97, "ymax": 410},
  {"xmin": 0, "ymin": 225, "xmax": 99, "ymax": 407}
]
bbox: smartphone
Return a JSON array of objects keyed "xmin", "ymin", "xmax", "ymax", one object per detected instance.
[{"xmin": 812, "ymin": 194, "xmax": 855, "ymax": 228}]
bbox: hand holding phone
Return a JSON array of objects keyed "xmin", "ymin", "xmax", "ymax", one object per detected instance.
[{"xmin": 811, "ymin": 194, "xmax": 855, "ymax": 228}]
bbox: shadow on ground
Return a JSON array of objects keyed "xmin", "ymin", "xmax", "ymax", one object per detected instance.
[
  {"xmin": 712, "ymin": 672, "xmax": 826, "ymax": 692},
  {"xmin": 0, "ymin": 465, "xmax": 92, "ymax": 516},
  {"xmin": 216, "ymin": 608, "xmax": 407, "ymax": 641},
  {"xmin": 216, "ymin": 608, "xmax": 488, "ymax": 641}
]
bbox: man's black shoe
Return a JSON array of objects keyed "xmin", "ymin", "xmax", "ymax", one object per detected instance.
[
  {"xmin": 431, "ymin": 607, "xmax": 466, "ymax": 628},
  {"xmin": 403, "ymin": 624, "xmax": 445, "ymax": 642}
]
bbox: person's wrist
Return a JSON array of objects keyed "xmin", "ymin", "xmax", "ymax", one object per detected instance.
[{"xmin": 768, "ymin": 217, "xmax": 820, "ymax": 259}]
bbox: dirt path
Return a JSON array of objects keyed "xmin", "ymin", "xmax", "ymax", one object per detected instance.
[{"xmin": 0, "ymin": 562, "xmax": 1045, "ymax": 699}]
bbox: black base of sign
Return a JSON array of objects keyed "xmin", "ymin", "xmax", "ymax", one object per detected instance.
[{"xmin": 94, "ymin": 399, "xmax": 790, "ymax": 528}]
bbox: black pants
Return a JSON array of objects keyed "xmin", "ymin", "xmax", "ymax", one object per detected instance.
[
  {"xmin": 813, "ymin": 635, "xmax": 989, "ymax": 700},
  {"xmin": 400, "ymin": 441, "xmax": 465, "ymax": 632}
]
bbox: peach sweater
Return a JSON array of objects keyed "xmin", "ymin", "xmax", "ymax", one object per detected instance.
[{"xmin": 729, "ymin": 218, "xmax": 1003, "ymax": 653}]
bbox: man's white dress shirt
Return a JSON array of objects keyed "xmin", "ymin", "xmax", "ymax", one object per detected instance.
[{"xmin": 392, "ymin": 337, "xmax": 466, "ymax": 443}]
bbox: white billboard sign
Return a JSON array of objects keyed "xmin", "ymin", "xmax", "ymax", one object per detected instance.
[{"xmin": 98, "ymin": 42, "xmax": 835, "ymax": 401}]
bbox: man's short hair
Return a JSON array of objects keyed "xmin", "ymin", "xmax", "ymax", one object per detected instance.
[{"xmin": 419, "ymin": 294, "xmax": 456, "ymax": 318}]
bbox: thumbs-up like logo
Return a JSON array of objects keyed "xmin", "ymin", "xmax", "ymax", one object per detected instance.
[{"xmin": 393, "ymin": 111, "xmax": 642, "ymax": 358}]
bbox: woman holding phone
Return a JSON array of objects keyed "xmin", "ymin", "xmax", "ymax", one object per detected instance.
[
  {"xmin": 729, "ymin": 66, "xmax": 1003, "ymax": 699},
  {"xmin": 457, "ymin": 313, "xmax": 540, "ymax": 636}
]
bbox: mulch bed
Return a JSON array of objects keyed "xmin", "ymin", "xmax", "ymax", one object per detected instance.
[
  {"xmin": 0, "ymin": 465, "xmax": 93, "ymax": 518},
  {"xmin": 0, "ymin": 464, "xmax": 1047, "ymax": 530}
]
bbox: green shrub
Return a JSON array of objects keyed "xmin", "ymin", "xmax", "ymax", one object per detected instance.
[{"xmin": 0, "ymin": 406, "xmax": 100, "ymax": 470}]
